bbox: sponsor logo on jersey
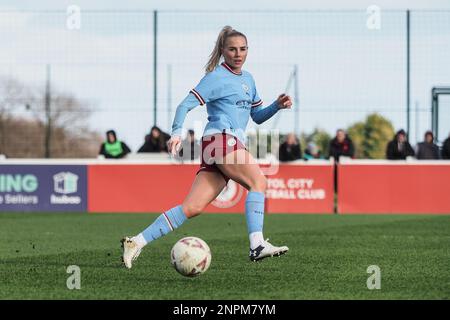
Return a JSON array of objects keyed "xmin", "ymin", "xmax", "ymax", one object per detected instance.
[
  {"xmin": 236, "ymin": 100, "xmax": 252, "ymax": 109},
  {"xmin": 227, "ymin": 138, "xmax": 237, "ymax": 147}
]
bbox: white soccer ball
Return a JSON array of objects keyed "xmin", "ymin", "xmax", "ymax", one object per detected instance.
[{"xmin": 170, "ymin": 237, "xmax": 211, "ymax": 277}]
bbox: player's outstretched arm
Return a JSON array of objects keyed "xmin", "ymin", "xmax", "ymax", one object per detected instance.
[
  {"xmin": 168, "ymin": 93, "xmax": 203, "ymax": 156},
  {"xmin": 171, "ymin": 94, "xmax": 203, "ymax": 136},
  {"xmin": 250, "ymin": 94, "xmax": 292, "ymax": 124}
]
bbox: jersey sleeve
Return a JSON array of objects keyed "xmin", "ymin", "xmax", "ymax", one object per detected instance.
[
  {"xmin": 250, "ymin": 101, "xmax": 280, "ymax": 124},
  {"xmin": 190, "ymin": 72, "xmax": 218, "ymax": 106},
  {"xmin": 250, "ymin": 76, "xmax": 263, "ymax": 108},
  {"xmin": 251, "ymin": 88, "xmax": 263, "ymax": 108},
  {"xmin": 171, "ymin": 93, "xmax": 203, "ymax": 136},
  {"xmin": 171, "ymin": 72, "xmax": 220, "ymax": 136}
]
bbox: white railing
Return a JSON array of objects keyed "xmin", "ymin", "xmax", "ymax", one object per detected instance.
[
  {"xmin": 0, "ymin": 153, "xmax": 335, "ymax": 166},
  {"xmin": 339, "ymin": 157, "xmax": 450, "ymax": 165}
]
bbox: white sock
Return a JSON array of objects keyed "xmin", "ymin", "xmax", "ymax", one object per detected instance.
[
  {"xmin": 132, "ymin": 233, "xmax": 147, "ymax": 248},
  {"xmin": 249, "ymin": 231, "xmax": 265, "ymax": 250}
]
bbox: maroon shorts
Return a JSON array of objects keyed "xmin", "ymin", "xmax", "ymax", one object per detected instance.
[{"xmin": 197, "ymin": 132, "xmax": 246, "ymax": 183}]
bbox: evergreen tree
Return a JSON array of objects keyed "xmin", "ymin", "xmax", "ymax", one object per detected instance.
[{"xmin": 347, "ymin": 113, "xmax": 395, "ymax": 159}]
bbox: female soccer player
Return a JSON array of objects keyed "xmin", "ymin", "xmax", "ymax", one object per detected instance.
[{"xmin": 121, "ymin": 26, "xmax": 293, "ymax": 268}]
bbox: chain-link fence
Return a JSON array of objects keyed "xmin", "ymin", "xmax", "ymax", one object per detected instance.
[{"xmin": 0, "ymin": 9, "xmax": 449, "ymax": 157}]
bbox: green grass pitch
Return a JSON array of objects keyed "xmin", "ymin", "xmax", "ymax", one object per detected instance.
[{"xmin": 0, "ymin": 212, "xmax": 449, "ymax": 299}]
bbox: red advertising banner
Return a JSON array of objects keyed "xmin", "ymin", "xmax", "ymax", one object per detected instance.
[
  {"xmin": 88, "ymin": 164, "xmax": 246, "ymax": 213},
  {"xmin": 338, "ymin": 162, "xmax": 450, "ymax": 214},
  {"xmin": 88, "ymin": 162, "xmax": 334, "ymax": 214},
  {"xmin": 264, "ymin": 164, "xmax": 334, "ymax": 214}
]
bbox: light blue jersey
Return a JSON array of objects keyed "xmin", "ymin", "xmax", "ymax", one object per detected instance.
[{"xmin": 171, "ymin": 62, "xmax": 281, "ymax": 145}]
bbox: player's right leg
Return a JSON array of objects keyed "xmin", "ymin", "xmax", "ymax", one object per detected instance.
[{"xmin": 121, "ymin": 170, "xmax": 226, "ymax": 269}]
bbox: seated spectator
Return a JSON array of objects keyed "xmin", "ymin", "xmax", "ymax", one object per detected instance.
[
  {"xmin": 328, "ymin": 129, "xmax": 355, "ymax": 161},
  {"xmin": 99, "ymin": 130, "xmax": 131, "ymax": 159},
  {"xmin": 303, "ymin": 142, "xmax": 324, "ymax": 160},
  {"xmin": 179, "ymin": 129, "xmax": 200, "ymax": 161},
  {"xmin": 442, "ymin": 133, "xmax": 450, "ymax": 160},
  {"xmin": 138, "ymin": 126, "xmax": 170, "ymax": 153},
  {"xmin": 416, "ymin": 131, "xmax": 440, "ymax": 160},
  {"xmin": 279, "ymin": 133, "xmax": 302, "ymax": 162},
  {"xmin": 386, "ymin": 129, "xmax": 415, "ymax": 160}
]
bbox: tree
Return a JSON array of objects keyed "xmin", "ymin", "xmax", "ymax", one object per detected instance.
[
  {"xmin": 347, "ymin": 113, "xmax": 395, "ymax": 159},
  {"xmin": 0, "ymin": 76, "xmax": 101, "ymax": 158},
  {"xmin": 31, "ymin": 90, "xmax": 97, "ymax": 157},
  {"xmin": 0, "ymin": 76, "xmax": 35, "ymax": 155}
]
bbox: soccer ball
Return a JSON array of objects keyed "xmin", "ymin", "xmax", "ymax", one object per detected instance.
[{"xmin": 170, "ymin": 237, "xmax": 211, "ymax": 277}]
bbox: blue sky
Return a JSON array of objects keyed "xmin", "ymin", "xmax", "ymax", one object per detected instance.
[{"xmin": 1, "ymin": 0, "xmax": 450, "ymax": 150}]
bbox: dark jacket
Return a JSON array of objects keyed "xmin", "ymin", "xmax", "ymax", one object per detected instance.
[
  {"xmin": 328, "ymin": 137, "xmax": 355, "ymax": 161},
  {"xmin": 416, "ymin": 142, "xmax": 440, "ymax": 160},
  {"xmin": 99, "ymin": 130, "xmax": 131, "ymax": 159},
  {"xmin": 138, "ymin": 135, "xmax": 168, "ymax": 153},
  {"xmin": 386, "ymin": 140, "xmax": 415, "ymax": 160},
  {"xmin": 442, "ymin": 137, "xmax": 450, "ymax": 160},
  {"xmin": 279, "ymin": 142, "xmax": 302, "ymax": 162},
  {"xmin": 137, "ymin": 127, "xmax": 170, "ymax": 153}
]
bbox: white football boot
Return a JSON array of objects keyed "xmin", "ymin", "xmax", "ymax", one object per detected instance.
[
  {"xmin": 121, "ymin": 237, "xmax": 142, "ymax": 269},
  {"xmin": 249, "ymin": 239, "xmax": 289, "ymax": 262}
]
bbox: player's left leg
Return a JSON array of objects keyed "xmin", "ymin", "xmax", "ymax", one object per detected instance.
[
  {"xmin": 121, "ymin": 170, "xmax": 226, "ymax": 269},
  {"xmin": 216, "ymin": 148, "xmax": 289, "ymax": 261}
]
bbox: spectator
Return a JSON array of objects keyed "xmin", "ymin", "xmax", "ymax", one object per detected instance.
[
  {"xmin": 328, "ymin": 129, "xmax": 355, "ymax": 161},
  {"xmin": 180, "ymin": 129, "xmax": 201, "ymax": 160},
  {"xmin": 416, "ymin": 131, "xmax": 440, "ymax": 160},
  {"xmin": 386, "ymin": 129, "xmax": 415, "ymax": 160},
  {"xmin": 303, "ymin": 142, "xmax": 324, "ymax": 160},
  {"xmin": 279, "ymin": 133, "xmax": 302, "ymax": 162},
  {"xmin": 442, "ymin": 133, "xmax": 450, "ymax": 160},
  {"xmin": 99, "ymin": 130, "xmax": 131, "ymax": 159},
  {"xmin": 138, "ymin": 126, "xmax": 170, "ymax": 153}
]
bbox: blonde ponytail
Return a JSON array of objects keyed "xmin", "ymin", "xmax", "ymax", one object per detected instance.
[{"xmin": 205, "ymin": 26, "xmax": 247, "ymax": 73}]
